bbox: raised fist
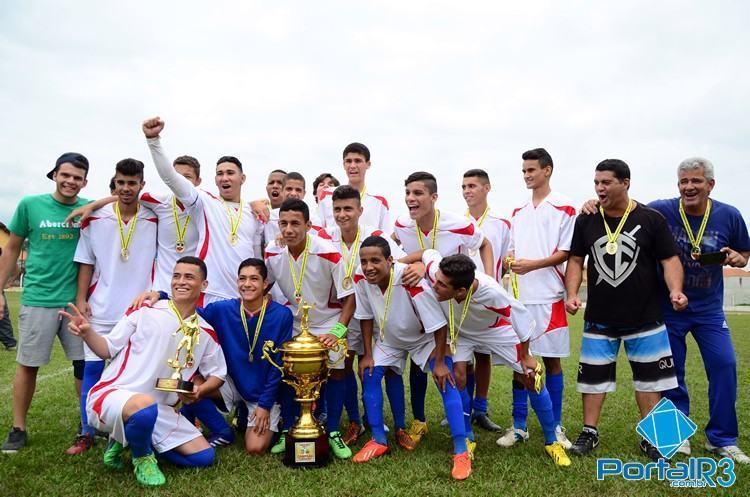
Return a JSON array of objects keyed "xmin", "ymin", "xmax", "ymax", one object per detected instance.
[{"xmin": 142, "ymin": 117, "xmax": 165, "ymax": 138}]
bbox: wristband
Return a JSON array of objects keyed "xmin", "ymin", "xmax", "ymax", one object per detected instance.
[{"xmin": 328, "ymin": 322, "xmax": 348, "ymax": 339}]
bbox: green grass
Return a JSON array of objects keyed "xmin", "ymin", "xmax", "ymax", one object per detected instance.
[{"xmin": 0, "ymin": 290, "xmax": 748, "ymax": 496}]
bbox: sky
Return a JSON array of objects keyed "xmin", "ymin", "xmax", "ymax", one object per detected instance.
[{"xmin": 1, "ymin": 1, "xmax": 749, "ymax": 224}]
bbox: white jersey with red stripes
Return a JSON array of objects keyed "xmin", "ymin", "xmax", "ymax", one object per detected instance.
[
  {"xmin": 264, "ymin": 234, "xmax": 354, "ymax": 333},
  {"xmin": 509, "ymin": 191, "xmax": 576, "ymax": 304},
  {"xmin": 459, "ymin": 210, "xmax": 510, "ymax": 281},
  {"xmin": 317, "ymin": 187, "xmax": 391, "ymax": 233},
  {"xmin": 74, "ymin": 203, "xmax": 158, "ymax": 326},
  {"xmin": 393, "ymin": 209, "xmax": 484, "ymax": 257}
]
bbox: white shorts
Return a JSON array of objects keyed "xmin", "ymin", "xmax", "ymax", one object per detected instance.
[
  {"xmin": 84, "ymin": 322, "xmax": 116, "ymax": 361},
  {"xmin": 372, "ymin": 337, "xmax": 435, "ymax": 376},
  {"xmin": 218, "ymin": 376, "xmax": 282, "ymax": 432},
  {"xmin": 527, "ymin": 300, "xmax": 569, "ymax": 358},
  {"xmin": 87, "ymin": 388, "xmax": 203, "ymax": 453},
  {"xmin": 346, "ymin": 326, "xmax": 365, "ymax": 356},
  {"xmin": 292, "ymin": 325, "xmax": 346, "ymax": 370},
  {"xmin": 453, "ymin": 333, "xmax": 523, "ymax": 374}
]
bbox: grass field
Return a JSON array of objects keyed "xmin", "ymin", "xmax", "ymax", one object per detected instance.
[{"xmin": 0, "ymin": 290, "xmax": 748, "ymax": 497}]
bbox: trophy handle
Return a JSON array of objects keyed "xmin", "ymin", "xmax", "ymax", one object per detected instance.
[
  {"xmin": 261, "ymin": 340, "xmax": 284, "ymax": 373},
  {"xmin": 327, "ymin": 338, "xmax": 349, "ymax": 372}
]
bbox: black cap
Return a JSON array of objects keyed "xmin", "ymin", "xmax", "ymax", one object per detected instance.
[{"xmin": 47, "ymin": 152, "xmax": 89, "ymax": 180}]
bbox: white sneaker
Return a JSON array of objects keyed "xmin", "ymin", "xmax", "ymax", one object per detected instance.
[
  {"xmin": 496, "ymin": 427, "xmax": 529, "ymax": 448},
  {"xmin": 676, "ymin": 439, "xmax": 691, "ymax": 456},
  {"xmin": 555, "ymin": 425, "xmax": 573, "ymax": 450},
  {"xmin": 705, "ymin": 442, "xmax": 750, "ymax": 464}
]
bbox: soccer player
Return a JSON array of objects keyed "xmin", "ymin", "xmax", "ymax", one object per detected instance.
[
  {"xmin": 61, "ymin": 256, "xmax": 226, "ymax": 487},
  {"xmin": 0, "ymin": 153, "xmax": 90, "ymax": 454},
  {"xmin": 264, "ymin": 199, "xmax": 356, "ymax": 459},
  {"xmin": 422, "ymin": 250, "xmax": 571, "ymax": 467},
  {"xmin": 143, "ymin": 117, "xmax": 263, "ymax": 305},
  {"xmin": 498, "ymin": 149, "xmax": 576, "ymax": 449},
  {"xmin": 351, "ymin": 236, "xmax": 472, "ymax": 480},
  {"xmin": 262, "ymin": 172, "xmax": 323, "ymax": 246},
  {"xmin": 317, "ymin": 142, "xmax": 391, "ymax": 232},
  {"xmin": 392, "ymin": 171, "xmax": 494, "ymax": 445},
  {"xmin": 460, "ymin": 169, "xmax": 511, "ymax": 432},
  {"xmin": 313, "ymin": 172, "xmax": 339, "ymax": 204},
  {"xmin": 72, "ymin": 158, "xmax": 158, "ymax": 454},
  {"xmin": 565, "ymin": 159, "xmax": 687, "ymax": 461}
]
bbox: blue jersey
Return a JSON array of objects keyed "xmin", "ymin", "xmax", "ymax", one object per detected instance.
[
  {"xmin": 649, "ymin": 198, "xmax": 750, "ymax": 317},
  {"xmin": 199, "ymin": 298, "xmax": 293, "ymax": 410}
]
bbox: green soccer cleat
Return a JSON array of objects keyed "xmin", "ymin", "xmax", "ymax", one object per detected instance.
[
  {"xmin": 103, "ymin": 439, "xmax": 125, "ymax": 470},
  {"xmin": 132, "ymin": 454, "xmax": 166, "ymax": 487},
  {"xmin": 328, "ymin": 431, "xmax": 352, "ymax": 459},
  {"xmin": 270, "ymin": 431, "xmax": 286, "ymax": 454}
]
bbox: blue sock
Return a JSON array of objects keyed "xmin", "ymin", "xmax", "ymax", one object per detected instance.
[
  {"xmin": 326, "ymin": 377, "xmax": 346, "ymax": 434},
  {"xmin": 385, "ymin": 373, "xmax": 406, "ymax": 430},
  {"xmin": 546, "ymin": 371, "xmax": 564, "ymax": 427},
  {"xmin": 409, "ymin": 361, "xmax": 427, "ymax": 422},
  {"xmin": 512, "ymin": 380, "xmax": 529, "ymax": 430},
  {"xmin": 466, "ymin": 371, "xmax": 476, "ymax": 411},
  {"xmin": 429, "ymin": 357, "xmax": 467, "ymax": 454},
  {"xmin": 528, "ymin": 387, "xmax": 556, "ymax": 445},
  {"xmin": 363, "ymin": 366, "xmax": 387, "ymax": 445},
  {"xmin": 180, "ymin": 398, "xmax": 233, "ymax": 440},
  {"xmin": 344, "ymin": 370, "xmax": 361, "ymax": 424},
  {"xmin": 124, "ymin": 404, "xmax": 158, "ymax": 458},
  {"xmin": 459, "ymin": 388, "xmax": 474, "ymax": 441},
  {"xmin": 280, "ymin": 383, "xmax": 299, "ymax": 431},
  {"xmin": 159, "ymin": 447, "xmax": 215, "ymax": 467},
  {"xmin": 473, "ymin": 395, "xmax": 488, "ymax": 415},
  {"xmin": 80, "ymin": 360, "xmax": 105, "ymax": 436}
]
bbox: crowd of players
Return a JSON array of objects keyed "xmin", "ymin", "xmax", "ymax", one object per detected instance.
[{"xmin": 0, "ymin": 116, "xmax": 748, "ymax": 486}]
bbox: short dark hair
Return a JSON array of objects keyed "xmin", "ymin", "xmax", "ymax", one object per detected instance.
[
  {"xmin": 108, "ymin": 176, "xmax": 116, "ymax": 193},
  {"xmin": 216, "ymin": 156, "xmax": 243, "ymax": 172},
  {"xmin": 522, "ymin": 148, "xmax": 554, "ymax": 169},
  {"xmin": 331, "ymin": 184, "xmax": 361, "ymax": 205},
  {"xmin": 174, "ymin": 155, "xmax": 201, "ymax": 178},
  {"xmin": 115, "ymin": 158, "xmax": 145, "ymax": 180},
  {"xmin": 405, "ymin": 171, "xmax": 438, "ymax": 194},
  {"xmin": 463, "ymin": 169, "xmax": 490, "ymax": 183},
  {"xmin": 343, "ymin": 142, "xmax": 370, "ymax": 162},
  {"xmin": 595, "ymin": 159, "xmax": 631, "ymax": 181},
  {"xmin": 279, "ymin": 198, "xmax": 309, "ymax": 222},
  {"xmin": 238, "ymin": 257, "xmax": 268, "ymax": 280},
  {"xmin": 439, "ymin": 254, "xmax": 476, "ymax": 290},
  {"xmin": 269, "ymin": 169, "xmax": 287, "ymax": 176},
  {"xmin": 175, "ymin": 255, "xmax": 207, "ymax": 280},
  {"xmin": 360, "ymin": 235, "xmax": 391, "ymax": 259},
  {"xmin": 283, "ymin": 171, "xmax": 306, "ymax": 189},
  {"xmin": 312, "ymin": 173, "xmax": 340, "ymax": 197}
]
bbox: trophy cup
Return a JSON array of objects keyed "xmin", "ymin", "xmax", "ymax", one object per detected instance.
[
  {"xmin": 262, "ymin": 302, "xmax": 347, "ymax": 468},
  {"xmin": 155, "ymin": 317, "xmax": 201, "ymax": 393}
]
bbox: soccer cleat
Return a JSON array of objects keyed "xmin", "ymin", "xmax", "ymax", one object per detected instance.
[
  {"xmin": 568, "ymin": 429, "xmax": 599, "ymax": 456},
  {"xmin": 65, "ymin": 433, "xmax": 94, "ymax": 455},
  {"xmin": 451, "ymin": 452, "xmax": 472, "ymax": 480},
  {"xmin": 207, "ymin": 431, "xmax": 235, "ymax": 448},
  {"xmin": 132, "ymin": 454, "xmax": 166, "ymax": 487},
  {"xmin": 352, "ymin": 439, "xmax": 389, "ymax": 463},
  {"xmin": 1, "ymin": 427, "xmax": 27, "ymax": 453},
  {"xmin": 676, "ymin": 439, "xmax": 691, "ymax": 456},
  {"xmin": 103, "ymin": 439, "xmax": 125, "ymax": 470},
  {"xmin": 705, "ymin": 442, "xmax": 750, "ymax": 464},
  {"xmin": 466, "ymin": 438, "xmax": 477, "ymax": 460},
  {"xmin": 640, "ymin": 439, "xmax": 662, "ymax": 462},
  {"xmin": 495, "ymin": 427, "xmax": 529, "ymax": 448},
  {"xmin": 270, "ymin": 432, "xmax": 286, "ymax": 454},
  {"xmin": 407, "ymin": 420, "xmax": 428, "ymax": 445},
  {"xmin": 545, "ymin": 442, "xmax": 572, "ymax": 467},
  {"xmin": 328, "ymin": 431, "xmax": 353, "ymax": 459},
  {"xmin": 473, "ymin": 412, "xmax": 502, "ymax": 432},
  {"xmin": 342, "ymin": 422, "xmax": 365, "ymax": 446},
  {"xmin": 554, "ymin": 425, "xmax": 573, "ymax": 449},
  {"xmin": 395, "ymin": 429, "xmax": 417, "ymax": 451}
]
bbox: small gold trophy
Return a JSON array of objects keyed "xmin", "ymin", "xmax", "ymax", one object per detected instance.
[
  {"xmin": 155, "ymin": 314, "xmax": 201, "ymax": 393},
  {"xmin": 263, "ymin": 302, "xmax": 347, "ymax": 467}
]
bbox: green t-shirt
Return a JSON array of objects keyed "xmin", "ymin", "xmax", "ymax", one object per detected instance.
[{"xmin": 8, "ymin": 194, "xmax": 90, "ymax": 307}]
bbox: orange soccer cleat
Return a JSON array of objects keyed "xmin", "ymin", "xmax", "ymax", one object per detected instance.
[
  {"xmin": 451, "ymin": 452, "xmax": 472, "ymax": 480},
  {"xmin": 352, "ymin": 439, "xmax": 390, "ymax": 463}
]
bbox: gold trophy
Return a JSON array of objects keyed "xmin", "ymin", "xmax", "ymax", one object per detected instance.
[
  {"xmin": 262, "ymin": 302, "xmax": 347, "ymax": 467},
  {"xmin": 155, "ymin": 315, "xmax": 201, "ymax": 393}
]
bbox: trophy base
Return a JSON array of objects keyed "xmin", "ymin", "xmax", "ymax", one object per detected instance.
[
  {"xmin": 283, "ymin": 433, "xmax": 329, "ymax": 468},
  {"xmin": 154, "ymin": 378, "xmax": 194, "ymax": 393}
]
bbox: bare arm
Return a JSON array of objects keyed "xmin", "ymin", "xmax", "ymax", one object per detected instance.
[
  {"xmin": 76, "ymin": 263, "xmax": 94, "ymax": 318},
  {"xmin": 61, "ymin": 304, "xmax": 111, "ymax": 359},
  {"xmin": 337, "ymin": 294, "xmax": 356, "ymax": 328},
  {"xmin": 358, "ymin": 319, "xmax": 375, "ymax": 377},
  {"xmin": 660, "ymin": 255, "xmax": 688, "ymax": 311},
  {"xmin": 510, "ymin": 250, "xmax": 569, "ymax": 275},
  {"xmin": 64, "ymin": 196, "xmax": 117, "ymax": 225},
  {"xmin": 564, "ymin": 255, "xmax": 584, "ymax": 314},
  {"xmin": 478, "ymin": 237, "xmax": 494, "ymax": 277},
  {"xmin": 431, "ymin": 326, "xmax": 455, "ymax": 392},
  {"xmin": 722, "ymin": 247, "xmax": 750, "ymax": 268},
  {"xmin": 0, "ymin": 234, "xmax": 23, "ymax": 319}
]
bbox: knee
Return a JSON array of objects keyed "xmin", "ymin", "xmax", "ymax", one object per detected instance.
[
  {"xmin": 244, "ymin": 439, "xmax": 269, "ymax": 455},
  {"xmin": 454, "ymin": 369, "xmax": 467, "ymax": 391},
  {"xmin": 125, "ymin": 394, "xmax": 156, "ymax": 415}
]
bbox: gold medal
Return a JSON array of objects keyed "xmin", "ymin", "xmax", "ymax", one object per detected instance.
[
  {"xmin": 600, "ymin": 200, "xmax": 633, "ymax": 258},
  {"xmin": 240, "ymin": 296, "xmax": 268, "ymax": 365},
  {"xmin": 171, "ymin": 197, "xmax": 190, "ymax": 254},
  {"xmin": 115, "ymin": 202, "xmax": 138, "ymax": 263},
  {"xmin": 175, "ymin": 241, "xmax": 185, "ymax": 253},
  {"xmin": 606, "ymin": 241, "xmax": 618, "ymax": 255},
  {"xmin": 343, "ymin": 277, "xmax": 352, "ymax": 290},
  {"xmin": 448, "ymin": 282, "xmax": 474, "ymax": 357},
  {"xmin": 341, "ymin": 228, "xmax": 361, "ymax": 291},
  {"xmin": 691, "ymin": 246, "xmax": 702, "ymax": 260},
  {"xmin": 223, "ymin": 198, "xmax": 243, "ymax": 248},
  {"xmin": 450, "ymin": 340, "xmax": 457, "ymax": 355},
  {"xmin": 679, "ymin": 199, "xmax": 711, "ymax": 263},
  {"xmin": 468, "ymin": 249, "xmax": 477, "ymax": 257},
  {"xmin": 289, "ymin": 235, "xmax": 311, "ymax": 306},
  {"xmin": 121, "ymin": 248, "xmax": 129, "ymax": 261},
  {"xmin": 230, "ymin": 233, "xmax": 238, "ymax": 245}
]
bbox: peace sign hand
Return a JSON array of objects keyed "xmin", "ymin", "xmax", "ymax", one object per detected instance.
[{"xmin": 60, "ymin": 303, "xmax": 92, "ymax": 338}]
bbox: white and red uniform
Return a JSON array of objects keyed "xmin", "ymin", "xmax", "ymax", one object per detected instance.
[
  {"xmin": 147, "ymin": 138, "xmax": 263, "ymax": 303},
  {"xmin": 74, "ymin": 204, "xmax": 158, "ymax": 358},
  {"xmin": 263, "ymin": 206, "xmax": 323, "ymax": 250},
  {"xmin": 423, "ymin": 250, "xmax": 534, "ymax": 371},
  {"xmin": 264, "ymin": 234, "xmax": 355, "ymax": 368},
  {"xmin": 317, "ymin": 224, "xmax": 405, "ymax": 355},
  {"xmin": 353, "ymin": 262, "xmax": 447, "ymax": 375},
  {"xmin": 393, "ymin": 209, "xmax": 484, "ymax": 257},
  {"xmin": 459, "ymin": 210, "xmax": 511, "ymax": 281},
  {"xmin": 317, "ymin": 187, "xmax": 391, "ymax": 233},
  {"xmin": 509, "ymin": 191, "xmax": 576, "ymax": 357},
  {"xmin": 86, "ymin": 301, "xmax": 226, "ymax": 453}
]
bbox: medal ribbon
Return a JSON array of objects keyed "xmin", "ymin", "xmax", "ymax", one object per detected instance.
[
  {"xmin": 678, "ymin": 198, "xmax": 711, "ymax": 253},
  {"xmin": 167, "ymin": 300, "xmax": 200, "ymax": 337},
  {"xmin": 599, "ymin": 200, "xmax": 633, "ymax": 247},
  {"xmin": 342, "ymin": 227, "xmax": 362, "ymax": 283},
  {"xmin": 448, "ymin": 282, "xmax": 474, "ymax": 353},
  {"xmin": 466, "ymin": 205, "xmax": 490, "ymax": 227},
  {"xmin": 359, "ymin": 186, "xmax": 367, "ymax": 200},
  {"xmin": 288, "ymin": 235, "xmax": 311, "ymax": 300},
  {"xmin": 378, "ymin": 267, "xmax": 395, "ymax": 342},
  {"xmin": 115, "ymin": 202, "xmax": 139, "ymax": 258},
  {"xmin": 222, "ymin": 198, "xmax": 243, "ymax": 242},
  {"xmin": 240, "ymin": 295, "xmax": 269, "ymax": 359},
  {"xmin": 171, "ymin": 196, "xmax": 190, "ymax": 249},
  {"xmin": 504, "ymin": 256, "xmax": 520, "ymax": 299},
  {"xmin": 416, "ymin": 209, "xmax": 440, "ymax": 250}
]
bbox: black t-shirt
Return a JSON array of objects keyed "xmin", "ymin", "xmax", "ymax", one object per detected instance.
[{"xmin": 569, "ymin": 201, "xmax": 678, "ymax": 328}]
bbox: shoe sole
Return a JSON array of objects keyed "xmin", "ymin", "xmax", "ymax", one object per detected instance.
[{"xmin": 2, "ymin": 449, "xmax": 21, "ymax": 454}]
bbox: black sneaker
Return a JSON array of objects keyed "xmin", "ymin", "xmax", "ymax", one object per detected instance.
[
  {"xmin": 2, "ymin": 427, "xmax": 27, "ymax": 453},
  {"xmin": 473, "ymin": 412, "xmax": 502, "ymax": 432},
  {"xmin": 640, "ymin": 439, "xmax": 663, "ymax": 462},
  {"xmin": 569, "ymin": 429, "xmax": 599, "ymax": 456}
]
